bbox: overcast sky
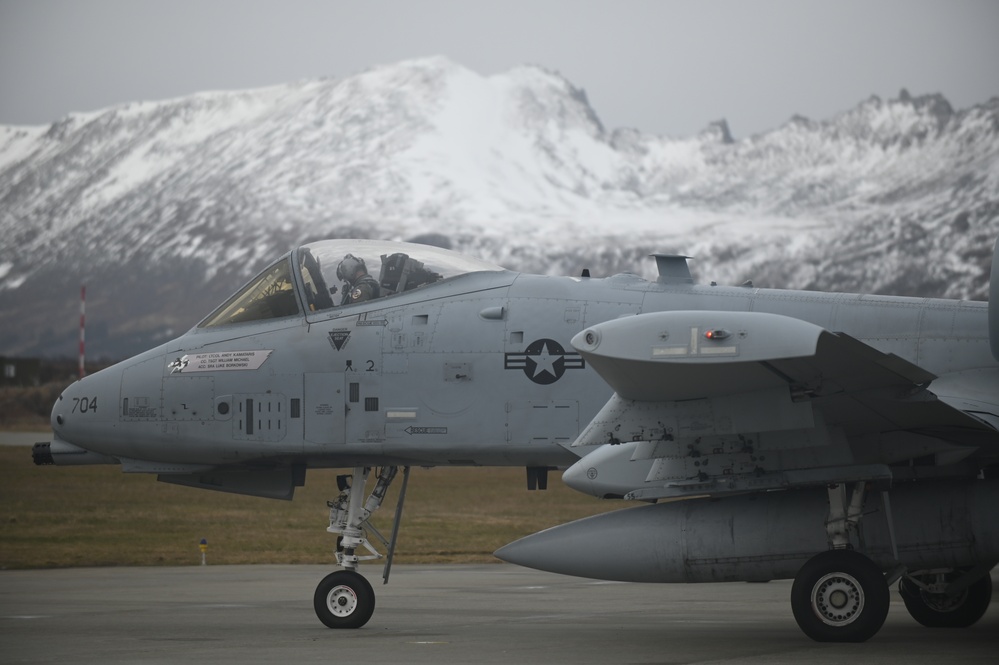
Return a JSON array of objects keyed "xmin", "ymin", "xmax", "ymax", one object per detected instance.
[{"xmin": 1, "ymin": 0, "xmax": 997, "ymax": 139}]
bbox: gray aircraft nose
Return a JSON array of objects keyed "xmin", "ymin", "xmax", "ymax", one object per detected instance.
[{"xmin": 51, "ymin": 366, "xmax": 122, "ymax": 454}]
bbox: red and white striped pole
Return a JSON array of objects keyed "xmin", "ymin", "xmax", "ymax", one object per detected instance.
[{"xmin": 79, "ymin": 284, "xmax": 86, "ymax": 379}]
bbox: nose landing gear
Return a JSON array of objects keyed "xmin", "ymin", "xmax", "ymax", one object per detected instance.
[{"xmin": 314, "ymin": 465, "xmax": 410, "ymax": 629}]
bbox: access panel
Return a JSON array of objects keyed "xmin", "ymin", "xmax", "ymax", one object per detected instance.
[{"xmin": 304, "ymin": 373, "xmax": 345, "ymax": 445}]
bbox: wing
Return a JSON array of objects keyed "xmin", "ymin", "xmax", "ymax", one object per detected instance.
[{"xmin": 565, "ymin": 311, "xmax": 999, "ymax": 501}]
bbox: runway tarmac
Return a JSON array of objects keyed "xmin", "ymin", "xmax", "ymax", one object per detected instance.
[{"xmin": 1, "ymin": 564, "xmax": 995, "ymax": 664}]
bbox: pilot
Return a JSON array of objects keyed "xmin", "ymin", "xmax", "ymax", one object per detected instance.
[{"xmin": 336, "ymin": 254, "xmax": 380, "ymax": 305}]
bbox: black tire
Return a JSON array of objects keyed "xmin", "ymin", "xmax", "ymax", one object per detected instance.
[
  {"xmin": 899, "ymin": 572, "xmax": 992, "ymax": 628},
  {"xmin": 314, "ymin": 570, "xmax": 376, "ymax": 629},
  {"xmin": 791, "ymin": 550, "xmax": 890, "ymax": 642}
]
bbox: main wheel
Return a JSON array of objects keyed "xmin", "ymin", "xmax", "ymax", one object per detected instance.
[
  {"xmin": 314, "ymin": 570, "xmax": 376, "ymax": 629},
  {"xmin": 791, "ymin": 550, "xmax": 890, "ymax": 642},
  {"xmin": 899, "ymin": 571, "xmax": 992, "ymax": 628}
]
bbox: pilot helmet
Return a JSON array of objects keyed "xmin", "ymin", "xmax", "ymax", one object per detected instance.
[{"xmin": 336, "ymin": 254, "xmax": 366, "ymax": 282}]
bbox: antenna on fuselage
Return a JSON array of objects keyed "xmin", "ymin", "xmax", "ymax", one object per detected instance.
[{"xmin": 651, "ymin": 254, "xmax": 693, "ymax": 285}]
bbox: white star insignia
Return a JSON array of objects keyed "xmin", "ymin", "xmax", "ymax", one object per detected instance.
[{"xmin": 530, "ymin": 342, "xmax": 559, "ymax": 379}]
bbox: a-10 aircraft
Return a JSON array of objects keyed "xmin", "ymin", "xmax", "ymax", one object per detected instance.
[{"xmin": 34, "ymin": 237, "xmax": 998, "ymax": 642}]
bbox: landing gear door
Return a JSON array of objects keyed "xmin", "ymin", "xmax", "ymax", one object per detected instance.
[{"xmin": 304, "ymin": 373, "xmax": 345, "ymax": 446}]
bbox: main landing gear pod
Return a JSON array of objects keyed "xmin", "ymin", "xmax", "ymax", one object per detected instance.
[{"xmin": 495, "ymin": 479, "xmax": 998, "ymax": 641}]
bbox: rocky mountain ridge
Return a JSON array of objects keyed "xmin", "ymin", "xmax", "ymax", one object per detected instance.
[{"xmin": 1, "ymin": 57, "xmax": 996, "ymax": 359}]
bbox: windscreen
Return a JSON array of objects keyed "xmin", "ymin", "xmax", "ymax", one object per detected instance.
[{"xmin": 199, "ymin": 257, "xmax": 300, "ymax": 328}]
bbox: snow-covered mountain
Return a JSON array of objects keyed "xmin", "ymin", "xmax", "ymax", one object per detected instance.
[{"xmin": 1, "ymin": 56, "xmax": 997, "ymax": 359}]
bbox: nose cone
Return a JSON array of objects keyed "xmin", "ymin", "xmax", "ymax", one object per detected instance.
[
  {"xmin": 50, "ymin": 388, "xmax": 67, "ymax": 431},
  {"xmin": 51, "ymin": 366, "xmax": 122, "ymax": 453}
]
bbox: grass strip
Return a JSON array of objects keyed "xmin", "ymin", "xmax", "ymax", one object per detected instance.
[{"xmin": 0, "ymin": 447, "xmax": 623, "ymax": 569}]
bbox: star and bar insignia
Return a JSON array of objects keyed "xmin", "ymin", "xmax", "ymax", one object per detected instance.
[{"xmin": 504, "ymin": 338, "xmax": 585, "ymax": 385}]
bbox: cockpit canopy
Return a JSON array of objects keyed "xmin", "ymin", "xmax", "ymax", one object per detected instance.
[{"xmin": 199, "ymin": 239, "xmax": 506, "ymax": 328}]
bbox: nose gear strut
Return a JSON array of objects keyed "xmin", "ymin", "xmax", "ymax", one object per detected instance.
[{"xmin": 314, "ymin": 465, "xmax": 411, "ymax": 629}]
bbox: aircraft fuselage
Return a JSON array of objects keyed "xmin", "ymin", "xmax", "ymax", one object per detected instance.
[{"xmin": 53, "ymin": 270, "xmax": 990, "ymax": 471}]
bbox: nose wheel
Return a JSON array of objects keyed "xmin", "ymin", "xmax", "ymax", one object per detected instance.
[{"xmin": 314, "ymin": 570, "xmax": 375, "ymax": 629}]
